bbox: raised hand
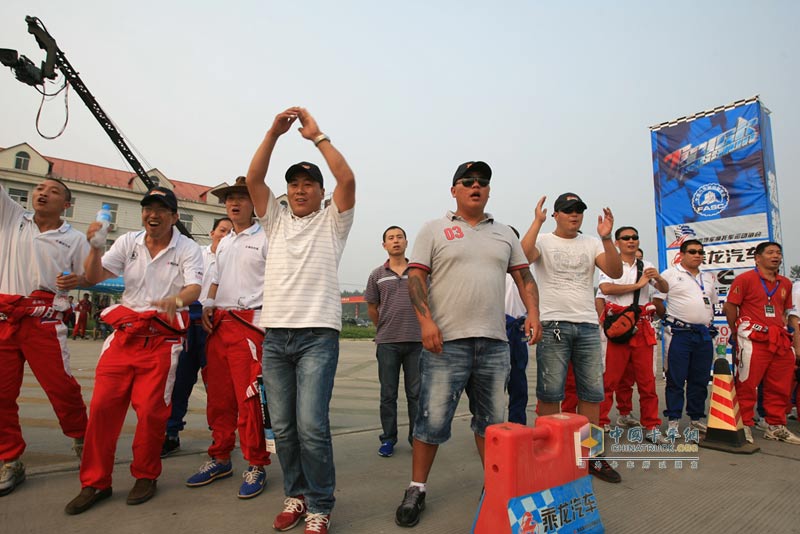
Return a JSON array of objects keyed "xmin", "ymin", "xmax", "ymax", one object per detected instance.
[{"xmin": 597, "ymin": 207, "xmax": 614, "ymax": 238}]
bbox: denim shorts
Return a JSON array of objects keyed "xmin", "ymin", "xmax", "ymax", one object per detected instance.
[
  {"xmin": 536, "ymin": 321, "xmax": 604, "ymax": 403},
  {"xmin": 413, "ymin": 337, "xmax": 510, "ymax": 445}
]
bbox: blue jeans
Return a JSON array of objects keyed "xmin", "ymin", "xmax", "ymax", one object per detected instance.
[
  {"xmin": 664, "ymin": 326, "xmax": 713, "ymax": 420},
  {"xmin": 536, "ymin": 321, "xmax": 603, "ymax": 403},
  {"xmin": 376, "ymin": 342, "xmax": 421, "ymax": 445},
  {"xmin": 506, "ymin": 315, "xmax": 529, "ymax": 425},
  {"xmin": 263, "ymin": 327, "xmax": 339, "ymax": 515},
  {"xmin": 166, "ymin": 320, "xmax": 207, "ymax": 436},
  {"xmin": 414, "ymin": 337, "xmax": 510, "ymax": 445}
]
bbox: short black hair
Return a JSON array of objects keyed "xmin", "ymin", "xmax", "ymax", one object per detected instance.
[
  {"xmin": 755, "ymin": 241, "xmax": 782, "ymax": 256},
  {"xmin": 382, "ymin": 225, "xmax": 406, "ymax": 242},
  {"xmin": 680, "ymin": 239, "xmax": 703, "ymax": 253},
  {"xmin": 43, "ymin": 178, "xmax": 72, "ymax": 202},
  {"xmin": 212, "ymin": 217, "xmax": 232, "ymax": 231},
  {"xmin": 614, "ymin": 226, "xmax": 638, "ymax": 240}
]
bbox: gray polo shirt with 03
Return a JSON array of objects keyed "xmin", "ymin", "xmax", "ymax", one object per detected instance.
[{"xmin": 409, "ymin": 211, "xmax": 529, "ymax": 343}]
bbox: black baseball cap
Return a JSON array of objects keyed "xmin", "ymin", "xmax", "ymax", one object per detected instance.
[
  {"xmin": 285, "ymin": 162, "xmax": 324, "ymax": 187},
  {"xmin": 553, "ymin": 192, "xmax": 587, "ymax": 213},
  {"xmin": 452, "ymin": 161, "xmax": 492, "ymax": 185},
  {"xmin": 140, "ymin": 186, "xmax": 178, "ymax": 212}
]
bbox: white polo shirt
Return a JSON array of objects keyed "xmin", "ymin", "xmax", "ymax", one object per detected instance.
[
  {"xmin": 212, "ymin": 223, "xmax": 267, "ymax": 321},
  {"xmin": 653, "ymin": 265, "xmax": 717, "ymax": 325},
  {"xmin": 102, "ymin": 227, "xmax": 203, "ymax": 312},
  {"xmin": 199, "ymin": 245, "xmax": 216, "ymax": 302},
  {"xmin": 0, "ymin": 184, "xmax": 89, "ymax": 296},
  {"xmin": 257, "ymin": 190, "xmax": 354, "ymax": 330},
  {"xmin": 789, "ymin": 282, "xmax": 800, "ymax": 319},
  {"xmin": 599, "ymin": 259, "xmax": 657, "ymax": 307}
]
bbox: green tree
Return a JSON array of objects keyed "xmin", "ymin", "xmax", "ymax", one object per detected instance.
[{"xmin": 791, "ymin": 265, "xmax": 800, "ymax": 280}]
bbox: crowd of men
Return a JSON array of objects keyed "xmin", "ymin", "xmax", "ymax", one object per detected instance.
[{"xmin": 1, "ymin": 107, "xmax": 800, "ymax": 534}]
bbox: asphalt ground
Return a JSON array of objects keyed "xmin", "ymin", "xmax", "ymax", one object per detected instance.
[{"xmin": 2, "ymin": 338, "xmax": 800, "ymax": 533}]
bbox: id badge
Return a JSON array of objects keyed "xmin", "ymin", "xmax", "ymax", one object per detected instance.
[
  {"xmin": 764, "ymin": 305, "xmax": 776, "ymax": 318},
  {"xmin": 702, "ymin": 297, "xmax": 711, "ymax": 307}
]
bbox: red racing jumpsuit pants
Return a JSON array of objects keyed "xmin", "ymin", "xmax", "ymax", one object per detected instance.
[
  {"xmin": 205, "ymin": 309, "xmax": 270, "ymax": 466},
  {"xmin": 600, "ymin": 304, "xmax": 660, "ymax": 429},
  {"xmin": 79, "ymin": 305, "xmax": 187, "ymax": 489},
  {"xmin": 734, "ymin": 317, "xmax": 794, "ymax": 427},
  {"xmin": 0, "ymin": 291, "xmax": 87, "ymax": 461}
]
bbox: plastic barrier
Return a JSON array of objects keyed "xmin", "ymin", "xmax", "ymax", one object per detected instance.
[{"xmin": 473, "ymin": 413, "xmax": 597, "ymax": 534}]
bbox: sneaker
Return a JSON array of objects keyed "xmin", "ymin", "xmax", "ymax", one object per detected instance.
[
  {"xmin": 764, "ymin": 425, "xmax": 800, "ymax": 445},
  {"xmin": 65, "ymin": 486, "xmax": 112, "ymax": 514},
  {"xmin": 126, "ymin": 478, "xmax": 157, "ymax": 505},
  {"xmin": 666, "ymin": 420, "xmax": 680, "ymax": 438},
  {"xmin": 646, "ymin": 427, "xmax": 668, "ymax": 445},
  {"xmin": 72, "ymin": 438, "xmax": 84, "ymax": 460},
  {"xmin": 588, "ymin": 458, "xmax": 621, "ymax": 484},
  {"xmin": 690, "ymin": 420, "xmax": 708, "ymax": 433},
  {"xmin": 743, "ymin": 426, "xmax": 754, "ymax": 444},
  {"xmin": 0, "ymin": 460, "xmax": 25, "ymax": 496},
  {"xmin": 378, "ymin": 441, "xmax": 394, "ymax": 458},
  {"xmin": 273, "ymin": 496, "xmax": 307, "ymax": 531},
  {"xmin": 754, "ymin": 418, "xmax": 769, "ymax": 432},
  {"xmin": 238, "ymin": 466, "xmax": 266, "ymax": 499},
  {"xmin": 616, "ymin": 414, "xmax": 641, "ymax": 428},
  {"xmin": 304, "ymin": 512, "xmax": 330, "ymax": 534},
  {"xmin": 395, "ymin": 486, "xmax": 426, "ymax": 527},
  {"xmin": 185, "ymin": 458, "xmax": 233, "ymax": 487},
  {"xmin": 161, "ymin": 436, "xmax": 180, "ymax": 458}
]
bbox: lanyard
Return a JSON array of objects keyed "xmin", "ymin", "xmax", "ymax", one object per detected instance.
[{"xmin": 754, "ymin": 268, "xmax": 779, "ymax": 303}]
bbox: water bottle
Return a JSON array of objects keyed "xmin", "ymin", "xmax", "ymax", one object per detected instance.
[
  {"xmin": 53, "ymin": 271, "xmax": 71, "ymax": 311},
  {"xmin": 90, "ymin": 204, "xmax": 112, "ymax": 248}
]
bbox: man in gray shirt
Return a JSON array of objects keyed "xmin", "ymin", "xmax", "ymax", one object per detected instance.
[{"xmin": 394, "ymin": 161, "xmax": 541, "ymax": 528}]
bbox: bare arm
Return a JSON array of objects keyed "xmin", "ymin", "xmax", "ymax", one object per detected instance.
[
  {"xmin": 594, "ymin": 207, "xmax": 623, "ymax": 278},
  {"xmin": 201, "ymin": 283, "xmax": 219, "ymax": 332},
  {"xmin": 151, "ymin": 284, "xmax": 201, "ymax": 322},
  {"xmin": 723, "ymin": 302, "xmax": 739, "ymax": 334},
  {"xmin": 367, "ymin": 302, "xmax": 379, "ymax": 327},
  {"xmin": 510, "ymin": 268, "xmax": 542, "ymax": 344},
  {"xmin": 520, "ymin": 196, "xmax": 547, "ymax": 263},
  {"xmin": 653, "ymin": 297, "xmax": 666, "ymax": 319},
  {"xmin": 246, "ymin": 108, "xmax": 301, "ymax": 218},
  {"xmin": 408, "ymin": 267, "xmax": 442, "ymax": 353}
]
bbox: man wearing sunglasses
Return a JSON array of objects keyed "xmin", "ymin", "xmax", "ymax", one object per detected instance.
[
  {"xmin": 652, "ymin": 239, "xmax": 716, "ymax": 439},
  {"xmin": 598, "ymin": 227, "xmax": 668, "ymax": 446},
  {"xmin": 521, "ymin": 192, "xmax": 623, "ymax": 483},
  {"xmin": 394, "ymin": 161, "xmax": 541, "ymax": 528},
  {"xmin": 723, "ymin": 241, "xmax": 800, "ymax": 445}
]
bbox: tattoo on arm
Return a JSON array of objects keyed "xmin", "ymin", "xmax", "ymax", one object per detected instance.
[{"xmin": 408, "ymin": 275, "xmax": 430, "ymax": 319}]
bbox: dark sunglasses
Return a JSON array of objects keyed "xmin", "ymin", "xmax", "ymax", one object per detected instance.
[
  {"xmin": 618, "ymin": 235, "xmax": 639, "ymax": 241},
  {"xmin": 458, "ymin": 177, "xmax": 490, "ymax": 187},
  {"xmin": 685, "ymin": 249, "xmax": 705, "ymax": 255},
  {"xmin": 559, "ymin": 207, "xmax": 585, "ymax": 214}
]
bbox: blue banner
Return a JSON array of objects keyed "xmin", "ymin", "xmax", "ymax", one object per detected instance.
[{"xmin": 506, "ymin": 475, "xmax": 604, "ymax": 534}]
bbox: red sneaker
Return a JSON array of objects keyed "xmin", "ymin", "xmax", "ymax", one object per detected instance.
[
  {"xmin": 304, "ymin": 513, "xmax": 330, "ymax": 534},
  {"xmin": 273, "ymin": 495, "xmax": 306, "ymax": 531}
]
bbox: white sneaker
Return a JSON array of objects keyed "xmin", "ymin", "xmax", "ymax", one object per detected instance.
[
  {"xmin": 764, "ymin": 425, "xmax": 800, "ymax": 445},
  {"xmin": 743, "ymin": 426, "xmax": 754, "ymax": 444},
  {"xmin": 645, "ymin": 427, "xmax": 668, "ymax": 445},
  {"xmin": 666, "ymin": 420, "xmax": 680, "ymax": 437},
  {"xmin": 690, "ymin": 420, "xmax": 708, "ymax": 433},
  {"xmin": 0, "ymin": 460, "xmax": 25, "ymax": 496},
  {"xmin": 616, "ymin": 414, "xmax": 641, "ymax": 428},
  {"xmin": 754, "ymin": 418, "xmax": 769, "ymax": 432}
]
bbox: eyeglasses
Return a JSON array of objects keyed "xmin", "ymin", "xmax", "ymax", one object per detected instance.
[
  {"xmin": 457, "ymin": 177, "xmax": 490, "ymax": 188},
  {"xmin": 684, "ymin": 249, "xmax": 705, "ymax": 255},
  {"xmin": 618, "ymin": 235, "xmax": 639, "ymax": 241}
]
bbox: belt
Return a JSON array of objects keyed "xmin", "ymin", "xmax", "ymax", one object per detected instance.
[{"xmin": 664, "ymin": 317, "xmax": 705, "ymax": 330}]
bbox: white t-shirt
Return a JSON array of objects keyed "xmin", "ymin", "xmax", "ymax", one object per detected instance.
[
  {"xmin": 199, "ymin": 245, "xmax": 216, "ymax": 302},
  {"xmin": 534, "ymin": 232, "xmax": 605, "ymax": 324},
  {"xmin": 505, "ymin": 273, "xmax": 527, "ymax": 319},
  {"xmin": 102, "ymin": 228, "xmax": 203, "ymax": 312},
  {"xmin": 0, "ymin": 185, "xmax": 89, "ymax": 295},
  {"xmin": 599, "ymin": 259, "xmax": 657, "ymax": 307},
  {"xmin": 257, "ymin": 190, "xmax": 354, "ymax": 330},
  {"xmin": 790, "ymin": 282, "xmax": 800, "ymax": 319},
  {"xmin": 654, "ymin": 265, "xmax": 717, "ymax": 325},
  {"xmin": 212, "ymin": 223, "xmax": 267, "ymax": 321}
]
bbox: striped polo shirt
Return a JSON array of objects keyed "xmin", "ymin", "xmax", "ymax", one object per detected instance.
[
  {"xmin": 257, "ymin": 190, "xmax": 354, "ymax": 330},
  {"xmin": 364, "ymin": 261, "xmax": 422, "ymax": 344}
]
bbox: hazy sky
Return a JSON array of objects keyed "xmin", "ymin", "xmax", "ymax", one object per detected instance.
[{"xmin": 2, "ymin": 1, "xmax": 798, "ymax": 290}]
